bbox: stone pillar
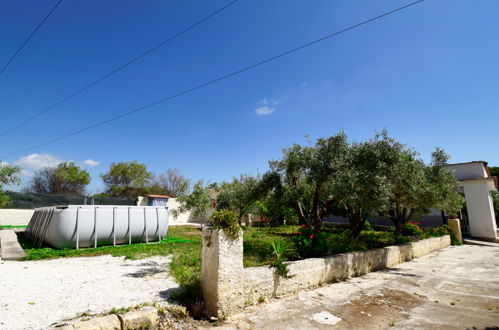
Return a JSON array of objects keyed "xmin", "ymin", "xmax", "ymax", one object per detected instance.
[
  {"xmin": 462, "ymin": 181, "xmax": 497, "ymax": 241},
  {"xmin": 447, "ymin": 218, "xmax": 462, "ymax": 243},
  {"xmin": 201, "ymin": 227, "xmax": 244, "ymax": 318}
]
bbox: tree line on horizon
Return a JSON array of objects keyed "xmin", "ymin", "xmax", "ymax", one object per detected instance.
[
  {"xmin": 0, "ymin": 160, "xmax": 190, "ymax": 204},
  {"xmin": 1, "ymin": 131, "xmax": 498, "ymax": 231}
]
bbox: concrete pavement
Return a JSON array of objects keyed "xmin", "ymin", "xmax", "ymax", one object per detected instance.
[{"xmin": 219, "ymin": 245, "xmax": 499, "ymax": 329}]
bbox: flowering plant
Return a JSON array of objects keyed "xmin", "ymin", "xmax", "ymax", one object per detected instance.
[
  {"xmin": 401, "ymin": 220, "xmax": 424, "ymax": 238},
  {"xmin": 293, "ymin": 224, "xmax": 327, "ymax": 258}
]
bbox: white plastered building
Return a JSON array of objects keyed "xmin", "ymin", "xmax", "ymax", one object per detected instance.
[{"xmin": 447, "ymin": 161, "xmax": 498, "ymax": 242}]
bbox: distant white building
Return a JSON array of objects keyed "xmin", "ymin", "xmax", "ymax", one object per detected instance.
[
  {"xmin": 447, "ymin": 161, "xmax": 498, "ymax": 242},
  {"xmin": 136, "ymin": 194, "xmax": 170, "ymax": 206}
]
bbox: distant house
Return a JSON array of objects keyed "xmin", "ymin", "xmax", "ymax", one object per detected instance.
[{"xmin": 137, "ymin": 194, "xmax": 170, "ymax": 206}]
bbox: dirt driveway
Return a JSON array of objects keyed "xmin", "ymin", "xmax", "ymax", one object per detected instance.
[{"xmin": 220, "ymin": 245, "xmax": 499, "ymax": 329}]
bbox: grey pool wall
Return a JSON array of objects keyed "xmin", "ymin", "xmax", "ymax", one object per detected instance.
[{"xmin": 26, "ymin": 205, "xmax": 169, "ymax": 249}]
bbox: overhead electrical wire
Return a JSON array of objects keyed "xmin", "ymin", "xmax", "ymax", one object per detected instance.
[
  {"xmin": 0, "ymin": 0, "xmax": 424, "ymax": 159},
  {"xmin": 0, "ymin": 0, "xmax": 241, "ymax": 137},
  {"xmin": 0, "ymin": 0, "xmax": 65, "ymax": 76},
  {"xmin": 0, "ymin": 0, "xmax": 81, "ymax": 88}
]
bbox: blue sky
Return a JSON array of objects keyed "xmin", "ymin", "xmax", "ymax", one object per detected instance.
[{"xmin": 0, "ymin": 0, "xmax": 498, "ymax": 193}]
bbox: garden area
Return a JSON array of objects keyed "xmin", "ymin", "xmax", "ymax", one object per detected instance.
[
  {"xmin": 6, "ymin": 130, "xmax": 466, "ymax": 310},
  {"xmin": 17, "ymin": 221, "xmax": 457, "ymax": 306}
]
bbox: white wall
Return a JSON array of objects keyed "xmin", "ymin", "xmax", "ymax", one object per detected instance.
[
  {"xmin": 447, "ymin": 162, "xmax": 489, "ymax": 180},
  {"xmin": 167, "ymin": 198, "xmax": 208, "ymax": 224},
  {"xmin": 0, "ymin": 198, "xmax": 207, "ymax": 227},
  {"xmin": 463, "ymin": 181, "xmax": 498, "ymax": 240},
  {"xmin": 0, "ymin": 209, "xmax": 34, "ymax": 226}
]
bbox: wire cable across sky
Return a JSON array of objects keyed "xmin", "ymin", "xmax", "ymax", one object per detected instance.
[
  {"xmin": 0, "ymin": 0, "xmax": 240, "ymax": 137},
  {"xmin": 0, "ymin": 0, "xmax": 65, "ymax": 77},
  {"xmin": 0, "ymin": 0, "xmax": 424, "ymax": 160}
]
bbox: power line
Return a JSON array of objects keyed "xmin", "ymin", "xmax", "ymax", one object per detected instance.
[
  {"xmin": 0, "ymin": 0, "xmax": 65, "ymax": 76},
  {"xmin": 0, "ymin": 0, "xmax": 424, "ymax": 160},
  {"xmin": 0, "ymin": 0, "xmax": 81, "ymax": 88},
  {"xmin": 0, "ymin": 0, "xmax": 241, "ymax": 137}
]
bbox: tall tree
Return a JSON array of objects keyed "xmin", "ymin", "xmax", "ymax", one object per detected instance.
[
  {"xmin": 425, "ymin": 148, "xmax": 464, "ymax": 217},
  {"xmin": 101, "ymin": 161, "xmax": 153, "ymax": 197},
  {"xmin": 381, "ymin": 145, "xmax": 430, "ymax": 229},
  {"xmin": 253, "ymin": 171, "xmax": 297, "ymax": 226},
  {"xmin": 268, "ymin": 133, "xmax": 348, "ymax": 230},
  {"xmin": 334, "ymin": 132, "xmax": 400, "ymax": 237},
  {"xmin": 216, "ymin": 174, "xmax": 260, "ymax": 224},
  {"xmin": 29, "ymin": 162, "xmax": 90, "ymax": 195},
  {"xmin": 0, "ymin": 162, "xmax": 20, "ymax": 208},
  {"xmin": 489, "ymin": 166, "xmax": 499, "ymax": 178},
  {"xmin": 172, "ymin": 180, "xmax": 212, "ymax": 219},
  {"xmin": 150, "ymin": 169, "xmax": 189, "ymax": 197}
]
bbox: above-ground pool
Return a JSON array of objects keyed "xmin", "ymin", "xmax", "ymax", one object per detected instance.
[{"xmin": 26, "ymin": 205, "xmax": 168, "ymax": 249}]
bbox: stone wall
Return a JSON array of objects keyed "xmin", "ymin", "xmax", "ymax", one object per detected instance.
[{"xmin": 243, "ymin": 236, "xmax": 450, "ymax": 305}]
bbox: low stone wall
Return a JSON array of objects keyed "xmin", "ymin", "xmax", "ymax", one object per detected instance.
[
  {"xmin": 243, "ymin": 236, "xmax": 450, "ymax": 305},
  {"xmin": 0, "ymin": 209, "xmax": 34, "ymax": 226}
]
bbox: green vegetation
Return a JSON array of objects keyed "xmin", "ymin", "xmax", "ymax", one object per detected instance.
[
  {"xmin": 209, "ymin": 209, "xmax": 241, "ymax": 238},
  {"xmin": 491, "ymin": 190, "xmax": 499, "ymax": 226},
  {"xmin": 269, "ymin": 240, "xmax": 294, "ymax": 279},
  {"xmin": 101, "ymin": 161, "xmax": 154, "ymax": 198},
  {"xmin": 18, "ymin": 223, "xmax": 452, "ymax": 309},
  {"xmin": 177, "ymin": 131, "xmax": 463, "ymax": 239},
  {"xmin": 0, "ymin": 162, "xmax": 20, "ymax": 208},
  {"xmin": 242, "ymin": 225, "xmax": 415, "ymax": 267},
  {"xmin": 19, "ymin": 226, "xmax": 200, "ymax": 261},
  {"xmin": 29, "ymin": 162, "xmax": 90, "ymax": 195},
  {"xmin": 171, "ymin": 180, "xmax": 212, "ymax": 219},
  {"xmin": 215, "ymin": 175, "xmax": 260, "ymax": 224},
  {"xmin": 0, "ymin": 225, "xmax": 27, "ymax": 229}
]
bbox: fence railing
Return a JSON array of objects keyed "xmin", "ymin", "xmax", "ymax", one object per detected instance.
[{"xmin": 5, "ymin": 191, "xmax": 136, "ymax": 209}]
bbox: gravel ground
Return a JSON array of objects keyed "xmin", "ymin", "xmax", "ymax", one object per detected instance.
[{"xmin": 0, "ymin": 255, "xmax": 179, "ymax": 330}]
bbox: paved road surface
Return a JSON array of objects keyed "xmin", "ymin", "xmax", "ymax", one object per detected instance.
[{"xmin": 221, "ymin": 245, "xmax": 499, "ymax": 329}]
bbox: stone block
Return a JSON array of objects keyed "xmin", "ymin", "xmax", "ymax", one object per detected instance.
[
  {"xmin": 121, "ymin": 309, "xmax": 158, "ymax": 329},
  {"xmin": 447, "ymin": 219, "xmax": 462, "ymax": 243},
  {"xmin": 0, "ymin": 230, "xmax": 26, "ymax": 260},
  {"xmin": 202, "ymin": 227, "xmax": 244, "ymax": 317},
  {"xmin": 72, "ymin": 315, "xmax": 121, "ymax": 330}
]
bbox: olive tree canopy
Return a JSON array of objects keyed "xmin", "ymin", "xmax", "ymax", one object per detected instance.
[{"xmin": 101, "ymin": 161, "xmax": 153, "ymax": 197}]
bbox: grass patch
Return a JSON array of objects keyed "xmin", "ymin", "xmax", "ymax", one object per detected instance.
[
  {"xmin": 19, "ymin": 226, "xmax": 200, "ymax": 261},
  {"xmin": 0, "ymin": 225, "xmax": 27, "ymax": 229},
  {"xmin": 242, "ymin": 225, "xmax": 410, "ymax": 267}
]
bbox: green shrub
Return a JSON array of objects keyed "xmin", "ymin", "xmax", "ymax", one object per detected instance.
[
  {"xmin": 209, "ymin": 209, "xmax": 241, "ymax": 238},
  {"xmin": 269, "ymin": 240, "xmax": 294, "ymax": 279},
  {"xmin": 401, "ymin": 220, "xmax": 424, "ymax": 238},
  {"xmin": 424, "ymin": 225, "xmax": 461, "ymax": 245},
  {"xmin": 293, "ymin": 225, "xmax": 327, "ymax": 258}
]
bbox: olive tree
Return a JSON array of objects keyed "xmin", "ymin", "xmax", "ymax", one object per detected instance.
[
  {"xmin": 215, "ymin": 174, "xmax": 260, "ymax": 224},
  {"xmin": 424, "ymin": 148, "xmax": 464, "ymax": 216},
  {"xmin": 172, "ymin": 180, "xmax": 212, "ymax": 219},
  {"xmin": 381, "ymin": 146, "xmax": 431, "ymax": 229},
  {"xmin": 252, "ymin": 171, "xmax": 298, "ymax": 226},
  {"xmin": 101, "ymin": 161, "xmax": 153, "ymax": 197},
  {"xmin": 266, "ymin": 132, "xmax": 348, "ymax": 230},
  {"xmin": 334, "ymin": 132, "xmax": 400, "ymax": 237}
]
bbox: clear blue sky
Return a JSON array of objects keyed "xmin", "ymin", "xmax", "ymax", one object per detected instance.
[{"xmin": 0, "ymin": 0, "xmax": 498, "ymax": 193}]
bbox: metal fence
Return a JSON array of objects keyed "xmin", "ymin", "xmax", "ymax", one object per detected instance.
[{"xmin": 6, "ymin": 191, "xmax": 136, "ymax": 209}]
